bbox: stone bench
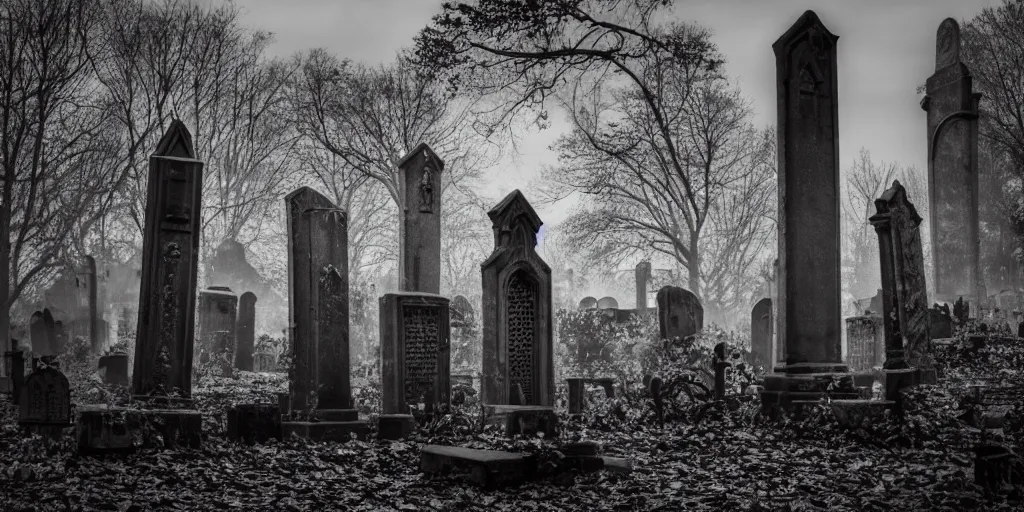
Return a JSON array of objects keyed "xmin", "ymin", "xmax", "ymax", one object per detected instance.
[{"xmin": 420, "ymin": 445, "xmax": 537, "ymax": 489}]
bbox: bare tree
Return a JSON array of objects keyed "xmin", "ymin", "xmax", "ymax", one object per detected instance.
[{"xmin": 0, "ymin": 0, "xmax": 128, "ymax": 353}]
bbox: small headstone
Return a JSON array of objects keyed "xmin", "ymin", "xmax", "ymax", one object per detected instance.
[
  {"xmin": 235, "ymin": 292, "xmax": 257, "ymax": 371},
  {"xmin": 197, "ymin": 286, "xmax": 238, "ymax": 364},
  {"xmin": 750, "ymin": 298, "xmax": 773, "ymax": 368},
  {"xmin": 577, "ymin": 297, "xmax": 598, "ymax": 310},
  {"xmin": 656, "ymin": 286, "xmax": 703, "ymax": 341},
  {"xmin": 930, "ymin": 304, "xmax": 953, "ymax": 339},
  {"xmin": 19, "ymin": 367, "xmax": 72, "ymax": 426},
  {"xmin": 29, "ymin": 311, "xmax": 47, "ymax": 356},
  {"xmin": 379, "ymin": 292, "xmax": 451, "ymax": 415},
  {"xmin": 596, "ymin": 296, "xmax": 618, "ymax": 309},
  {"xmin": 98, "ymin": 353, "xmax": 129, "ymax": 386}
]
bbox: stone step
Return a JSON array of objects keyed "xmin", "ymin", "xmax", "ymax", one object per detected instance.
[{"xmin": 420, "ymin": 445, "xmax": 536, "ymax": 489}]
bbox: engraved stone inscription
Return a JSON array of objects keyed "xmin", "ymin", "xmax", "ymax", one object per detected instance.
[
  {"xmin": 506, "ymin": 274, "xmax": 537, "ymax": 404},
  {"xmin": 402, "ymin": 305, "xmax": 440, "ymax": 404}
]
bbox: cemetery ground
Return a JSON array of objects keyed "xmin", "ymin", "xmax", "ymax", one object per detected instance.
[{"xmin": 0, "ymin": 330, "xmax": 1021, "ymax": 512}]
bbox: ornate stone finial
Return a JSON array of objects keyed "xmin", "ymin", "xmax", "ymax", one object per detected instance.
[{"xmin": 936, "ymin": 18, "xmax": 961, "ymax": 71}]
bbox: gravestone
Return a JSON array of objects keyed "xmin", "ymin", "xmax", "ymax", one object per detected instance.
[
  {"xmin": 656, "ymin": 286, "xmax": 703, "ymax": 342},
  {"xmin": 845, "ymin": 316, "xmax": 884, "ymax": 371},
  {"xmin": 197, "ymin": 286, "xmax": 237, "ymax": 364},
  {"xmin": 869, "ymin": 181, "xmax": 931, "ymax": 370},
  {"xmin": 98, "ymin": 353, "xmax": 129, "ymax": 386},
  {"xmin": 450, "ymin": 295, "xmax": 474, "ymax": 329},
  {"xmin": 772, "ymin": 10, "xmax": 844, "ymax": 374},
  {"xmin": 596, "ymin": 297, "xmax": 618, "ymax": 310},
  {"xmin": 480, "ymin": 190, "xmax": 554, "ymax": 407},
  {"xmin": 397, "ymin": 143, "xmax": 444, "ymax": 294},
  {"xmin": 379, "ymin": 293, "xmax": 451, "ymax": 415},
  {"xmin": 921, "ymin": 18, "xmax": 982, "ymax": 307},
  {"xmin": 578, "ymin": 297, "xmax": 598, "ymax": 310},
  {"xmin": 81, "ymin": 256, "xmax": 102, "ymax": 352},
  {"xmin": 930, "ymin": 304, "xmax": 953, "ymax": 338},
  {"xmin": 19, "ymin": 367, "xmax": 72, "ymax": 428},
  {"xmin": 750, "ymin": 298, "xmax": 773, "ymax": 368},
  {"xmin": 132, "ymin": 119, "xmax": 203, "ymax": 408},
  {"xmin": 636, "ymin": 261, "xmax": 651, "ymax": 310},
  {"xmin": 282, "ymin": 187, "xmax": 364, "ymax": 440},
  {"xmin": 29, "ymin": 311, "xmax": 48, "ymax": 356},
  {"xmin": 235, "ymin": 292, "xmax": 257, "ymax": 371}
]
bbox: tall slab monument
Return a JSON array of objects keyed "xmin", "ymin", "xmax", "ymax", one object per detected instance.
[
  {"xmin": 635, "ymin": 261, "xmax": 651, "ymax": 310},
  {"xmin": 282, "ymin": 187, "xmax": 365, "ymax": 441},
  {"xmin": 397, "ymin": 143, "xmax": 443, "ymax": 294},
  {"xmin": 132, "ymin": 120, "xmax": 203, "ymax": 404},
  {"xmin": 771, "ymin": 11, "xmax": 845, "ymax": 375},
  {"xmin": 921, "ymin": 18, "xmax": 982, "ymax": 307},
  {"xmin": 480, "ymin": 190, "xmax": 554, "ymax": 406}
]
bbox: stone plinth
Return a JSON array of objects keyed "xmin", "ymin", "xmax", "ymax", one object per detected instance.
[
  {"xmin": 226, "ymin": 403, "xmax": 281, "ymax": 445},
  {"xmin": 480, "ymin": 190, "xmax": 554, "ymax": 406},
  {"xmin": 234, "ymin": 292, "xmax": 257, "ymax": 371},
  {"xmin": 377, "ymin": 414, "xmax": 416, "ymax": 440},
  {"xmin": 484, "ymin": 404, "xmax": 558, "ymax": 437},
  {"xmin": 921, "ymin": 18, "xmax": 982, "ymax": 306},
  {"xmin": 379, "ymin": 292, "xmax": 451, "ymax": 415},
  {"xmin": 132, "ymin": 120, "xmax": 203, "ymax": 404},
  {"xmin": 420, "ymin": 445, "xmax": 537, "ymax": 489},
  {"xmin": 76, "ymin": 405, "xmax": 201, "ymax": 454},
  {"xmin": 281, "ymin": 420, "xmax": 368, "ymax": 442},
  {"xmin": 773, "ymin": 11, "xmax": 845, "ymax": 374},
  {"xmin": 397, "ymin": 143, "xmax": 444, "ymax": 294}
]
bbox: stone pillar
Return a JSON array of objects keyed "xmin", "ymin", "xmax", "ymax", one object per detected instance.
[
  {"xmin": 397, "ymin": 143, "xmax": 443, "ymax": 294},
  {"xmin": 771, "ymin": 258, "xmax": 782, "ymax": 365},
  {"xmin": 772, "ymin": 11, "xmax": 845, "ymax": 374},
  {"xmin": 83, "ymin": 256, "xmax": 100, "ymax": 352},
  {"xmin": 656, "ymin": 286, "xmax": 703, "ymax": 342},
  {"xmin": 869, "ymin": 181, "xmax": 932, "ymax": 370},
  {"xmin": 284, "ymin": 187, "xmax": 355, "ymax": 419},
  {"xmin": 198, "ymin": 286, "xmax": 237, "ymax": 363},
  {"xmin": 635, "ymin": 261, "xmax": 651, "ymax": 310},
  {"xmin": 480, "ymin": 190, "xmax": 554, "ymax": 407},
  {"xmin": 132, "ymin": 120, "xmax": 203, "ymax": 404},
  {"xmin": 751, "ymin": 298, "xmax": 773, "ymax": 369},
  {"xmin": 379, "ymin": 292, "xmax": 451, "ymax": 414},
  {"xmin": 921, "ymin": 18, "xmax": 982, "ymax": 308},
  {"xmin": 235, "ymin": 292, "xmax": 257, "ymax": 371}
]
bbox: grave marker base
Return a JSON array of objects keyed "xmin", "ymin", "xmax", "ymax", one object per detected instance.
[
  {"xmin": 377, "ymin": 414, "xmax": 416, "ymax": 440},
  {"xmin": 76, "ymin": 405, "xmax": 201, "ymax": 454},
  {"xmin": 282, "ymin": 420, "xmax": 368, "ymax": 442},
  {"xmin": 420, "ymin": 445, "xmax": 537, "ymax": 489},
  {"xmin": 313, "ymin": 408, "xmax": 359, "ymax": 422},
  {"xmin": 484, "ymin": 404, "xmax": 559, "ymax": 438}
]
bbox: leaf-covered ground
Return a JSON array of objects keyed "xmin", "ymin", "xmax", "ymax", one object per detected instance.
[{"xmin": 0, "ymin": 337, "xmax": 1021, "ymax": 511}]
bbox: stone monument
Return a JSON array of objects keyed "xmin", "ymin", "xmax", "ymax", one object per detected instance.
[
  {"xmin": 282, "ymin": 187, "xmax": 364, "ymax": 441},
  {"xmin": 379, "ymin": 293, "xmax": 451, "ymax": 414},
  {"xmin": 197, "ymin": 286, "xmax": 237, "ymax": 364},
  {"xmin": 480, "ymin": 190, "xmax": 554, "ymax": 407},
  {"xmin": 751, "ymin": 298, "xmax": 773, "ymax": 368},
  {"xmin": 235, "ymin": 292, "xmax": 257, "ymax": 371},
  {"xmin": 921, "ymin": 18, "xmax": 982, "ymax": 308},
  {"xmin": 656, "ymin": 286, "xmax": 703, "ymax": 342},
  {"xmin": 397, "ymin": 143, "xmax": 443, "ymax": 294}
]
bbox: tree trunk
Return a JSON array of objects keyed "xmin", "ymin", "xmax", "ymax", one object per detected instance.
[{"xmin": 689, "ymin": 235, "xmax": 701, "ymax": 299}]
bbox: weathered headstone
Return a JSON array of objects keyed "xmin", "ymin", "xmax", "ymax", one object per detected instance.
[
  {"xmin": 930, "ymin": 304, "xmax": 953, "ymax": 338},
  {"xmin": 870, "ymin": 181, "xmax": 931, "ymax": 370},
  {"xmin": 772, "ymin": 10, "xmax": 844, "ymax": 374},
  {"xmin": 235, "ymin": 291, "xmax": 257, "ymax": 371},
  {"xmin": 450, "ymin": 295, "xmax": 474, "ymax": 329},
  {"xmin": 656, "ymin": 286, "xmax": 703, "ymax": 342},
  {"xmin": 81, "ymin": 255, "xmax": 102, "ymax": 352},
  {"xmin": 596, "ymin": 296, "xmax": 618, "ymax": 310},
  {"xmin": 19, "ymin": 367, "xmax": 72, "ymax": 428},
  {"xmin": 750, "ymin": 298, "xmax": 773, "ymax": 368},
  {"xmin": 480, "ymin": 190, "xmax": 554, "ymax": 407},
  {"xmin": 635, "ymin": 261, "xmax": 651, "ymax": 310},
  {"xmin": 98, "ymin": 353, "xmax": 129, "ymax": 386},
  {"xmin": 844, "ymin": 315, "xmax": 884, "ymax": 371},
  {"xmin": 132, "ymin": 119, "xmax": 203, "ymax": 409},
  {"xmin": 29, "ymin": 311, "xmax": 48, "ymax": 357},
  {"xmin": 397, "ymin": 143, "xmax": 444, "ymax": 294},
  {"xmin": 379, "ymin": 293, "xmax": 451, "ymax": 415},
  {"xmin": 921, "ymin": 18, "xmax": 983, "ymax": 307},
  {"xmin": 197, "ymin": 286, "xmax": 237, "ymax": 364},
  {"xmin": 282, "ymin": 187, "xmax": 364, "ymax": 440},
  {"xmin": 578, "ymin": 297, "xmax": 598, "ymax": 310}
]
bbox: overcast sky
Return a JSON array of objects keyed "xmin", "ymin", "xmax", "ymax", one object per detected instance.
[{"xmin": 229, "ymin": 0, "xmax": 1002, "ymax": 228}]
